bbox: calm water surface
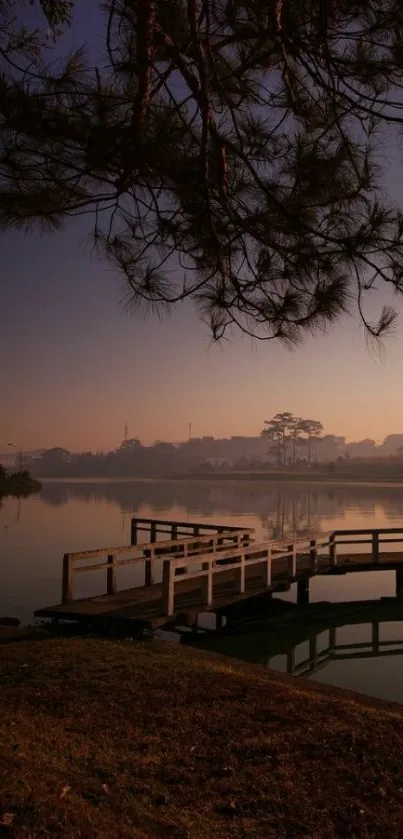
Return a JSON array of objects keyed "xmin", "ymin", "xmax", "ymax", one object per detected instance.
[{"xmin": 2, "ymin": 478, "xmax": 403, "ymax": 703}]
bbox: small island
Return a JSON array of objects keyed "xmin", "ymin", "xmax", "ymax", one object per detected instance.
[{"xmin": 0, "ymin": 464, "xmax": 42, "ymax": 498}]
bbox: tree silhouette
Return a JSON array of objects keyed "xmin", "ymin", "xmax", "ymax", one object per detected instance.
[
  {"xmin": 0, "ymin": 1, "xmax": 73, "ymax": 66},
  {"xmin": 262, "ymin": 412, "xmax": 296, "ymax": 464},
  {"xmin": 3, "ymin": 2, "xmax": 403, "ymax": 341},
  {"xmin": 263, "ymin": 414, "xmax": 323, "ymax": 465},
  {"xmin": 290, "ymin": 416, "xmax": 304, "ymax": 466},
  {"xmin": 299, "ymin": 419, "xmax": 323, "ymax": 464}
]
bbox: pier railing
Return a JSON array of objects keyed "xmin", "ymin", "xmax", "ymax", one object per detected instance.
[
  {"xmin": 61, "ymin": 526, "xmax": 253, "ymax": 603},
  {"xmin": 60, "ymin": 524, "xmax": 403, "ymax": 613},
  {"xmin": 330, "ymin": 527, "xmax": 403, "ymax": 562},
  {"xmin": 130, "ymin": 517, "xmax": 248, "ymax": 545},
  {"xmin": 160, "ymin": 527, "xmax": 403, "ymax": 617},
  {"xmin": 161, "ymin": 535, "xmax": 331, "ymax": 616}
]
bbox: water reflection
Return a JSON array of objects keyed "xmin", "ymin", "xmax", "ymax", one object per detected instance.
[
  {"xmin": 277, "ymin": 622, "xmax": 403, "ymax": 677},
  {"xmin": 270, "ymin": 616, "xmax": 403, "ymax": 703},
  {"xmin": 3, "ymin": 479, "xmax": 403, "ymax": 702},
  {"xmin": 2, "ymin": 478, "xmax": 403, "ymax": 637},
  {"xmin": 263, "ymin": 490, "xmax": 321, "ymax": 539},
  {"xmin": 191, "ymin": 599, "xmax": 403, "ymax": 703},
  {"xmin": 36, "ymin": 479, "xmax": 403, "ymax": 538}
]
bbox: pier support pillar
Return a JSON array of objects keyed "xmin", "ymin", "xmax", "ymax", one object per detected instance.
[
  {"xmin": 309, "ymin": 636, "xmax": 317, "ymax": 672},
  {"xmin": 286, "ymin": 648, "xmax": 296, "ymax": 674},
  {"xmin": 372, "ymin": 622, "xmax": 380, "ymax": 655},
  {"xmin": 297, "ymin": 578, "xmax": 310, "ymax": 606},
  {"xmin": 215, "ymin": 613, "xmax": 223, "ymax": 631},
  {"xmin": 106, "ymin": 554, "xmax": 116, "ymax": 595},
  {"xmin": 396, "ymin": 567, "xmax": 403, "ymax": 598},
  {"xmin": 130, "ymin": 519, "xmax": 137, "ymax": 546},
  {"xmin": 145, "ymin": 559, "xmax": 153, "ymax": 587}
]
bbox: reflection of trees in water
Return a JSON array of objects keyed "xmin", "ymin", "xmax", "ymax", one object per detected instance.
[
  {"xmin": 39, "ymin": 481, "xmax": 220, "ymax": 514},
  {"xmin": 33, "ymin": 479, "xmax": 403, "ymax": 525},
  {"xmin": 320, "ymin": 489, "xmax": 375, "ymax": 517},
  {"xmin": 260, "ymin": 490, "xmax": 321, "ymax": 540},
  {"xmin": 381, "ymin": 500, "xmax": 403, "ymax": 519}
]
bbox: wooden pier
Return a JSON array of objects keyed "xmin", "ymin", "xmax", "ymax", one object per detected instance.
[{"xmin": 35, "ymin": 519, "xmax": 403, "ymax": 633}]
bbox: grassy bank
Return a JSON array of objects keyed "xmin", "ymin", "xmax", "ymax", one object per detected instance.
[{"xmin": 2, "ymin": 631, "xmax": 403, "ymax": 838}]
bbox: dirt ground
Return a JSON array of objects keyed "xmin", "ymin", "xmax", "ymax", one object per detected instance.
[{"xmin": 2, "ymin": 628, "xmax": 403, "ymax": 838}]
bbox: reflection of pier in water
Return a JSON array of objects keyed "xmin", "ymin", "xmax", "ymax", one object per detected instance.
[{"xmin": 275, "ymin": 621, "xmax": 403, "ymax": 679}]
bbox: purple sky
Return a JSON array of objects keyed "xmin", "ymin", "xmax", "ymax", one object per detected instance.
[{"xmin": 2, "ymin": 2, "xmax": 403, "ymax": 452}]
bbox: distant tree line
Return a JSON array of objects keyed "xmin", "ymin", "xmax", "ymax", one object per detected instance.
[
  {"xmin": 0, "ymin": 464, "xmax": 41, "ymax": 497},
  {"xmin": 262, "ymin": 413, "xmax": 323, "ymax": 465},
  {"xmin": 28, "ymin": 440, "xmax": 268, "ymax": 478},
  {"xmin": 23, "ymin": 427, "xmax": 403, "ymax": 480}
]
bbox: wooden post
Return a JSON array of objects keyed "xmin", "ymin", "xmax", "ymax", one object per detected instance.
[
  {"xmin": 309, "ymin": 538, "xmax": 317, "ymax": 570},
  {"xmin": 239, "ymin": 554, "xmax": 245, "ymax": 594},
  {"xmin": 329, "ymin": 533, "xmax": 337, "ymax": 565},
  {"xmin": 372, "ymin": 621, "xmax": 380, "ymax": 654},
  {"xmin": 265, "ymin": 549, "xmax": 272, "ymax": 587},
  {"xmin": 201, "ymin": 539, "xmax": 210, "ymax": 573},
  {"xmin": 372, "ymin": 531, "xmax": 379, "ymax": 563},
  {"xmin": 216, "ymin": 612, "xmax": 223, "ymax": 630},
  {"xmin": 181, "ymin": 541, "xmax": 188, "ymax": 577},
  {"xmin": 162, "ymin": 560, "xmax": 174, "ymax": 616},
  {"xmin": 62, "ymin": 553, "xmax": 73, "ymax": 604},
  {"xmin": 287, "ymin": 544, "xmax": 296, "ymax": 578},
  {"xmin": 171, "ymin": 523, "xmax": 178, "ymax": 541},
  {"xmin": 106, "ymin": 554, "xmax": 116, "ymax": 595},
  {"xmin": 150, "ymin": 521, "xmax": 157, "ymax": 543},
  {"xmin": 286, "ymin": 648, "xmax": 296, "ymax": 674},
  {"xmin": 309, "ymin": 635, "xmax": 317, "ymax": 672},
  {"xmin": 130, "ymin": 519, "xmax": 138, "ymax": 546},
  {"xmin": 201, "ymin": 565, "xmax": 213, "ymax": 607},
  {"xmin": 297, "ymin": 577, "xmax": 309, "ymax": 606},
  {"xmin": 193, "ymin": 525, "xmax": 200, "ymax": 536},
  {"xmin": 145, "ymin": 549, "xmax": 155, "ymax": 587}
]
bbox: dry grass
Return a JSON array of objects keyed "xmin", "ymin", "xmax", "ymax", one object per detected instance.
[{"xmin": 2, "ymin": 629, "xmax": 403, "ymax": 838}]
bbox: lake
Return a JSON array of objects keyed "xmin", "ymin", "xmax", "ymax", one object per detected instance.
[{"xmin": 2, "ymin": 478, "xmax": 403, "ymax": 703}]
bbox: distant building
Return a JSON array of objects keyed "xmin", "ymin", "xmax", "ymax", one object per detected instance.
[{"xmin": 118, "ymin": 437, "xmax": 142, "ymax": 451}]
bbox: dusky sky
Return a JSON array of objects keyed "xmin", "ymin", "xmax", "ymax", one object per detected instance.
[{"xmin": 2, "ymin": 1, "xmax": 403, "ymax": 452}]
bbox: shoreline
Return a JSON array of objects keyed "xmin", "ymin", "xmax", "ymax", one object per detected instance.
[
  {"xmin": 185, "ymin": 637, "xmax": 403, "ymax": 715},
  {"xmin": 38, "ymin": 473, "xmax": 403, "ymax": 488}
]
